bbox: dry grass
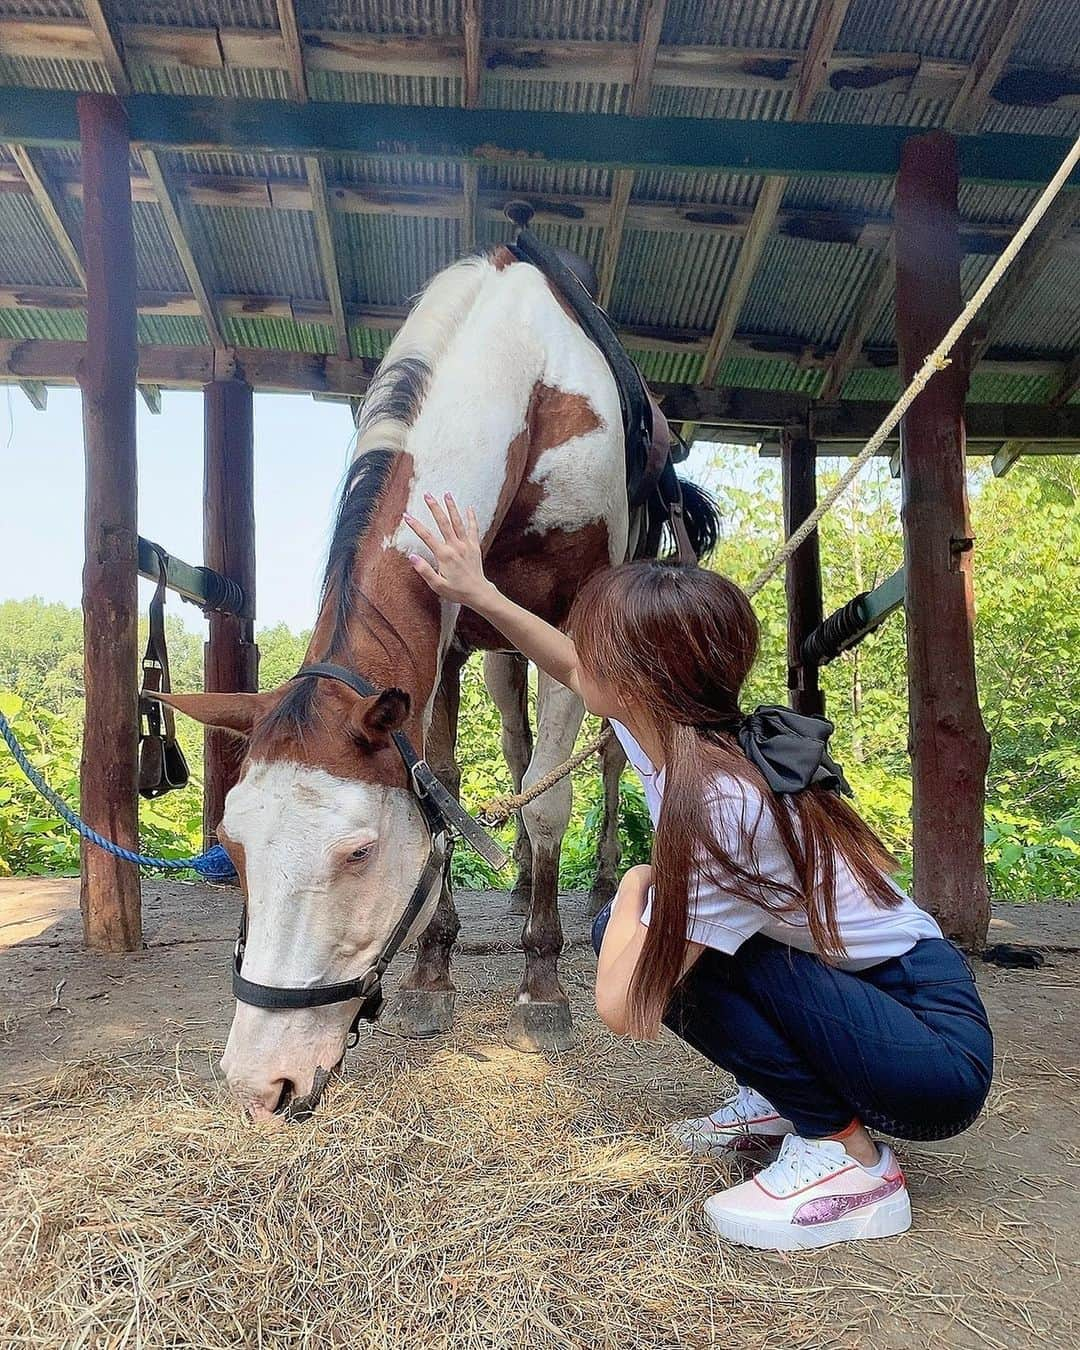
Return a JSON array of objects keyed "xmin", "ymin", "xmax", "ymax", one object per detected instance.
[{"xmin": 0, "ymin": 978, "xmax": 1076, "ymax": 1350}]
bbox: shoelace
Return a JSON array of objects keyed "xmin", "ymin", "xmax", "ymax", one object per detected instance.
[
  {"xmin": 756, "ymin": 1135, "xmax": 841, "ymax": 1195},
  {"xmin": 709, "ymin": 1084, "xmax": 766, "ymax": 1127}
]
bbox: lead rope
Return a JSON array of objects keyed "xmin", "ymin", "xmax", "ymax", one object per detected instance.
[{"xmin": 479, "ymin": 129, "xmax": 1080, "ymax": 829}]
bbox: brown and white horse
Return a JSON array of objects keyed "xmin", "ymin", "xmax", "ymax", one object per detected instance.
[{"xmin": 161, "ymin": 246, "xmax": 713, "ymax": 1117}]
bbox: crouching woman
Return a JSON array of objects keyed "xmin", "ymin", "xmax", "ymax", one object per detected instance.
[{"xmin": 404, "ymin": 493, "xmax": 993, "ymax": 1253}]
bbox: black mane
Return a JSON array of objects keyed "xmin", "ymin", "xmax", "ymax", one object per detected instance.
[{"xmin": 256, "ymin": 357, "xmax": 431, "ymax": 742}]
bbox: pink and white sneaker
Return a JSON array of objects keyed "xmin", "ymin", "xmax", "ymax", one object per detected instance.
[
  {"xmin": 704, "ymin": 1134, "xmax": 911, "ymax": 1251},
  {"xmin": 670, "ymin": 1085, "xmax": 795, "ymax": 1157}
]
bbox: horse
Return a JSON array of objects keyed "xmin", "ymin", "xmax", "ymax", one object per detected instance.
[{"xmin": 158, "ymin": 244, "xmax": 717, "ymax": 1118}]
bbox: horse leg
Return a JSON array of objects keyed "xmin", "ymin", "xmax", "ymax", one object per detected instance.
[
  {"xmin": 483, "ymin": 651, "xmax": 534, "ymax": 916},
  {"xmin": 506, "ymin": 670, "xmax": 584, "ymax": 1053},
  {"xmin": 379, "ymin": 655, "xmax": 464, "ymax": 1039},
  {"xmin": 589, "ymin": 730, "xmax": 627, "ymax": 916}
]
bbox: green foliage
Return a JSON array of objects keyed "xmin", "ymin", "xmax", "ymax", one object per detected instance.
[{"xmin": 1, "ymin": 453, "xmax": 1077, "ymax": 900}]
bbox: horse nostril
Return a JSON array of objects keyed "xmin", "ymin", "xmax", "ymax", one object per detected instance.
[{"xmin": 271, "ymin": 1077, "xmax": 298, "ymax": 1116}]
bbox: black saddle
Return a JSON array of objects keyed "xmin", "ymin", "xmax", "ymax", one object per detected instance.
[{"xmin": 504, "ymin": 201, "xmax": 695, "ymax": 563}]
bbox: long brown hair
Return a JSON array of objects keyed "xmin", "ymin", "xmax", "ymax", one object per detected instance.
[{"xmin": 568, "ymin": 562, "xmax": 900, "ymax": 1037}]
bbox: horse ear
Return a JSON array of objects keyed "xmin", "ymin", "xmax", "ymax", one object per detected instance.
[
  {"xmin": 347, "ymin": 688, "xmax": 411, "ymax": 749},
  {"xmin": 150, "ymin": 690, "xmax": 280, "ymax": 735}
]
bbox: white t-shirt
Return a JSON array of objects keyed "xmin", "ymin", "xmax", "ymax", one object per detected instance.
[{"xmin": 611, "ymin": 720, "xmax": 942, "ymax": 971}]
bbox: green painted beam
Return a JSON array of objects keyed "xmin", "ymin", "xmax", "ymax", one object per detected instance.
[
  {"xmin": 801, "ymin": 567, "xmax": 905, "ymax": 667},
  {"xmin": 137, "ymin": 536, "xmax": 252, "ymax": 619},
  {"xmin": 0, "ymin": 88, "xmax": 1077, "ymax": 187}
]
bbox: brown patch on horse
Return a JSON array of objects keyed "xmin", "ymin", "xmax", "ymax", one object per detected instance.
[
  {"xmin": 459, "ymin": 383, "xmax": 611, "ymax": 647},
  {"xmin": 490, "ymin": 244, "xmax": 518, "ymax": 271}
]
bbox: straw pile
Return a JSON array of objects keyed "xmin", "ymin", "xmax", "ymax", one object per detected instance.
[{"xmin": 0, "ymin": 971, "xmax": 1070, "ymax": 1350}]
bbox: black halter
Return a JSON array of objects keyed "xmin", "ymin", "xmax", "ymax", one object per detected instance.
[{"xmin": 231, "ymin": 663, "xmax": 509, "ymax": 1038}]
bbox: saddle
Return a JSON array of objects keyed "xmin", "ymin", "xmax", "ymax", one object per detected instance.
[
  {"xmin": 138, "ymin": 542, "xmax": 190, "ymax": 799},
  {"xmin": 505, "ymin": 203, "xmax": 695, "ymax": 563}
]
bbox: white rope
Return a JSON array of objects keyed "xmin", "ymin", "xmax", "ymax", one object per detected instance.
[{"xmin": 744, "ymin": 130, "xmax": 1080, "ymax": 601}]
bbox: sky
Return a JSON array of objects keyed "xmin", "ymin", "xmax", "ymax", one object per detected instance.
[{"xmin": 1, "ymin": 384, "xmax": 732, "ymax": 635}]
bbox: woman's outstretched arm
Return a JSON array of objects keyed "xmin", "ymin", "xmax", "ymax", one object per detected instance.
[{"xmin": 404, "ymin": 492, "xmax": 583, "ymax": 696}]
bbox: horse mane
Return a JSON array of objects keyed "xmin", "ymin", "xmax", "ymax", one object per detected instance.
[{"xmin": 256, "ymin": 255, "xmax": 496, "ymax": 742}]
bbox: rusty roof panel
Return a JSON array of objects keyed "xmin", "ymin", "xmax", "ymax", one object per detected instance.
[
  {"xmin": 611, "ymin": 229, "xmax": 739, "ymax": 330},
  {"xmin": 185, "ymin": 203, "xmax": 328, "ymax": 299},
  {"xmin": 0, "ymin": 192, "xmax": 80, "ymax": 287},
  {"xmin": 739, "ymin": 236, "xmax": 881, "ymax": 347}
]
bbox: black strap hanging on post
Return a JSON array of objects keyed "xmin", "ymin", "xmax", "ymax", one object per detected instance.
[{"xmin": 138, "ymin": 542, "xmax": 190, "ymax": 798}]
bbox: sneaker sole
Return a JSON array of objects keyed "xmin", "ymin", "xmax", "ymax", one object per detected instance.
[{"xmin": 704, "ymin": 1190, "xmax": 913, "ymax": 1251}]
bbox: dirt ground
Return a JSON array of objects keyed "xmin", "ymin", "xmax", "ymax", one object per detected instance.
[{"xmin": 2, "ymin": 878, "xmax": 1079, "ymax": 1348}]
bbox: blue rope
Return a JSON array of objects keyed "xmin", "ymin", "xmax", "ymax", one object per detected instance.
[{"xmin": 0, "ymin": 707, "xmax": 238, "ymax": 882}]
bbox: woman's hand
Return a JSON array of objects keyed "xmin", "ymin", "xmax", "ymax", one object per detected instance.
[{"xmin": 404, "ymin": 493, "xmax": 494, "ymax": 610}]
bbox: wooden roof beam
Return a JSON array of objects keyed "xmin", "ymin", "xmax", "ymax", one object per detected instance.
[
  {"xmin": 6, "ymin": 20, "xmax": 1077, "ymax": 114},
  {"xmin": 274, "ymin": 1, "xmax": 352, "ymax": 358},
  {"xmin": 700, "ymin": 0, "xmax": 854, "ymax": 385},
  {"xmin": 460, "ymin": 0, "xmax": 481, "ymax": 252},
  {"xmin": 819, "ymin": 0, "xmax": 1042, "ymax": 401},
  {"xmin": 81, "ymin": 1, "xmax": 226, "ymax": 349},
  {"xmin": 597, "ymin": 0, "xmax": 667, "ymax": 309},
  {"xmin": 5, "ymin": 144, "xmax": 85, "ymax": 286}
]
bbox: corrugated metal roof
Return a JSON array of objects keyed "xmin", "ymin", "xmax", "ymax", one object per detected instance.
[
  {"xmin": 132, "ymin": 63, "xmax": 292, "ymax": 101},
  {"xmin": 308, "ymin": 70, "xmax": 460, "ymax": 105},
  {"xmin": 837, "ymin": 0, "xmax": 995, "ymax": 62},
  {"xmin": 739, "ymin": 236, "xmax": 881, "ymax": 346},
  {"xmin": 612, "ymin": 229, "xmax": 739, "ymax": 329},
  {"xmin": 0, "ymin": 306, "xmax": 85, "ymax": 340},
  {"xmin": 302, "ymin": 0, "xmax": 463, "ymax": 37},
  {"xmin": 0, "ymin": 0, "xmax": 1073, "ymax": 414},
  {"xmin": 663, "ymin": 0, "xmax": 824, "ymax": 48},
  {"xmin": 335, "ymin": 213, "xmax": 462, "ymax": 306},
  {"xmin": 0, "ymin": 193, "xmax": 80, "ymax": 287},
  {"xmin": 350, "ymin": 325, "xmax": 396, "ymax": 360},
  {"xmin": 137, "ymin": 314, "xmax": 210, "ymax": 345},
  {"xmin": 632, "ymin": 348, "xmax": 704, "ymax": 386},
  {"xmin": 109, "ymin": 1, "xmax": 279, "ymax": 25},
  {"xmin": 992, "ymin": 256, "xmax": 1080, "ymax": 354},
  {"xmin": 485, "ymin": 0, "xmax": 645, "ymax": 42},
  {"xmin": 223, "ymin": 315, "xmax": 336, "ymax": 353},
  {"xmin": 186, "ymin": 203, "xmax": 328, "ymax": 299}
]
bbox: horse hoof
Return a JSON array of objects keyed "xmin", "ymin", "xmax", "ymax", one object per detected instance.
[
  {"xmin": 588, "ymin": 880, "xmax": 617, "ymax": 917},
  {"xmin": 379, "ymin": 989, "xmax": 456, "ymax": 1038},
  {"xmin": 505, "ymin": 999, "xmax": 574, "ymax": 1054}
]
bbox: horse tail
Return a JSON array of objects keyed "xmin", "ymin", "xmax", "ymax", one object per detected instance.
[{"xmin": 677, "ymin": 477, "xmax": 721, "ymax": 561}]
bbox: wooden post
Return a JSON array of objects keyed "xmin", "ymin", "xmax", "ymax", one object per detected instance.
[
  {"xmin": 203, "ymin": 378, "xmax": 257, "ymax": 847},
  {"xmin": 895, "ymin": 130, "xmax": 991, "ymax": 948},
  {"xmin": 77, "ymin": 95, "xmax": 141, "ymax": 951},
  {"xmin": 780, "ymin": 423, "xmax": 825, "ymax": 717}
]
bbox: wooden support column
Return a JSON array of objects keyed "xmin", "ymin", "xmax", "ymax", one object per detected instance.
[
  {"xmin": 203, "ymin": 378, "xmax": 257, "ymax": 847},
  {"xmin": 780, "ymin": 424, "xmax": 825, "ymax": 717},
  {"xmin": 895, "ymin": 130, "xmax": 991, "ymax": 949},
  {"xmin": 77, "ymin": 94, "xmax": 141, "ymax": 951}
]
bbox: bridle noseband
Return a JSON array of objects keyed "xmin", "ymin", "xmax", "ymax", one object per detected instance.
[{"xmin": 231, "ymin": 663, "xmax": 509, "ymax": 1040}]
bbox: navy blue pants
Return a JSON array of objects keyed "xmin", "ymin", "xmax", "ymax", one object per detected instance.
[{"xmin": 591, "ymin": 905, "xmax": 993, "ymax": 1140}]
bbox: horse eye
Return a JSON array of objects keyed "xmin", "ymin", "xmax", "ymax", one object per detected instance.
[{"xmin": 349, "ymin": 844, "xmax": 373, "ymax": 862}]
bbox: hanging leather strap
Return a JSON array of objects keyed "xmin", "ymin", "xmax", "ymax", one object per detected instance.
[{"xmin": 139, "ymin": 543, "xmax": 189, "ymax": 798}]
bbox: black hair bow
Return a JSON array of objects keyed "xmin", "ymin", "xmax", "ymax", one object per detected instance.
[{"xmin": 736, "ymin": 706, "xmax": 852, "ymax": 797}]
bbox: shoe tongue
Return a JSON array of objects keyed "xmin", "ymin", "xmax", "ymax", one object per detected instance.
[{"xmin": 780, "ymin": 1134, "xmax": 848, "ymax": 1167}]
